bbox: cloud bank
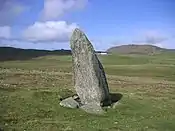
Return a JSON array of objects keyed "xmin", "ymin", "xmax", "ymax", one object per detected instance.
[
  {"xmin": 132, "ymin": 30, "xmax": 171, "ymax": 48},
  {"xmin": 23, "ymin": 21, "xmax": 78, "ymax": 42},
  {"xmin": 41, "ymin": 0, "xmax": 88, "ymax": 20},
  {"xmin": 0, "ymin": 0, "xmax": 88, "ymax": 48}
]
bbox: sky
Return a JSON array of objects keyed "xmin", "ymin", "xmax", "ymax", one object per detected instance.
[{"xmin": 0, "ymin": 0, "xmax": 175, "ymax": 51}]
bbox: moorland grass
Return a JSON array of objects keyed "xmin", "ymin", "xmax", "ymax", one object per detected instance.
[{"xmin": 0, "ymin": 53, "xmax": 175, "ymax": 131}]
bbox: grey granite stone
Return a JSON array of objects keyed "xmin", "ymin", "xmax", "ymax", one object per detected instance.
[
  {"xmin": 80, "ymin": 103, "xmax": 105, "ymax": 115},
  {"xmin": 70, "ymin": 28, "xmax": 111, "ymax": 106}
]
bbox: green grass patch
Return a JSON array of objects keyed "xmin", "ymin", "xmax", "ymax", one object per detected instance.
[{"xmin": 0, "ymin": 54, "xmax": 175, "ymax": 131}]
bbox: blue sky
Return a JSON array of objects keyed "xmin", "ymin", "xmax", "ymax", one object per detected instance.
[{"xmin": 0, "ymin": 0, "xmax": 174, "ymax": 51}]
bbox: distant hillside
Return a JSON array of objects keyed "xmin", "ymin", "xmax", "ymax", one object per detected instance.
[
  {"xmin": 107, "ymin": 44, "xmax": 175, "ymax": 55},
  {"xmin": 0, "ymin": 47, "xmax": 107, "ymax": 61},
  {"xmin": 0, "ymin": 47, "xmax": 72, "ymax": 61}
]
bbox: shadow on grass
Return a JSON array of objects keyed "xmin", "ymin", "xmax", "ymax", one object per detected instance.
[
  {"xmin": 110, "ymin": 93, "xmax": 123, "ymax": 103},
  {"xmin": 102, "ymin": 93, "xmax": 123, "ymax": 107}
]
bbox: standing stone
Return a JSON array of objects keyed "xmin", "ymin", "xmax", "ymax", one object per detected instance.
[{"xmin": 70, "ymin": 28, "xmax": 111, "ymax": 108}]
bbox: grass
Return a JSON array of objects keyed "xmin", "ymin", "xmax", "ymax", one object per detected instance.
[{"xmin": 0, "ymin": 53, "xmax": 175, "ymax": 131}]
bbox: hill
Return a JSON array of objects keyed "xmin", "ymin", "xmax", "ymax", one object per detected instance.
[
  {"xmin": 1, "ymin": 45, "xmax": 175, "ymax": 62},
  {"xmin": 0, "ymin": 47, "xmax": 72, "ymax": 61},
  {"xmin": 0, "ymin": 47, "xmax": 110, "ymax": 61},
  {"xmin": 107, "ymin": 44, "xmax": 175, "ymax": 55}
]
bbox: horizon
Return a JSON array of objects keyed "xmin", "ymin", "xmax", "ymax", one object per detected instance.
[
  {"xmin": 1, "ymin": 44, "xmax": 174, "ymax": 52},
  {"xmin": 0, "ymin": 0, "xmax": 175, "ymax": 51}
]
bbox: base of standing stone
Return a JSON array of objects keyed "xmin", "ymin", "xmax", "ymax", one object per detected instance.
[
  {"xmin": 59, "ymin": 96, "xmax": 107, "ymax": 114},
  {"xmin": 59, "ymin": 93, "xmax": 123, "ymax": 114},
  {"xmin": 80, "ymin": 103, "xmax": 105, "ymax": 115}
]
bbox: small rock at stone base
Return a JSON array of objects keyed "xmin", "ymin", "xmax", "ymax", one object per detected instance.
[
  {"xmin": 60, "ymin": 97, "xmax": 79, "ymax": 109},
  {"xmin": 112, "ymin": 102, "xmax": 120, "ymax": 109}
]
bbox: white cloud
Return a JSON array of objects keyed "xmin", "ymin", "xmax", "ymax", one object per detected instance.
[
  {"xmin": 143, "ymin": 30, "xmax": 168, "ymax": 44},
  {"xmin": 133, "ymin": 30, "xmax": 169, "ymax": 45},
  {"xmin": 23, "ymin": 21, "xmax": 78, "ymax": 42},
  {"xmin": 42, "ymin": 0, "xmax": 88, "ymax": 20},
  {"xmin": 0, "ymin": 26, "xmax": 11, "ymax": 39},
  {"xmin": 0, "ymin": 0, "xmax": 27, "ymax": 25},
  {"xmin": 0, "ymin": 0, "xmax": 88, "ymax": 49},
  {"xmin": 153, "ymin": 43, "xmax": 164, "ymax": 48}
]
